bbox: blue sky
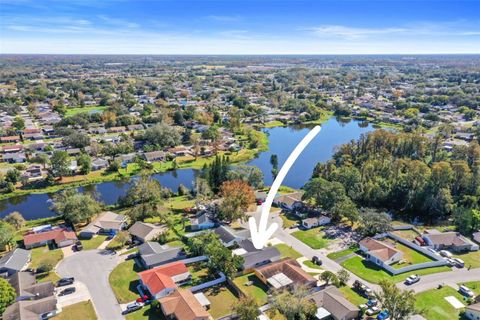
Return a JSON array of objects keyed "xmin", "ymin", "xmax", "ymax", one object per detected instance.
[{"xmin": 1, "ymin": 0, "xmax": 479, "ymax": 54}]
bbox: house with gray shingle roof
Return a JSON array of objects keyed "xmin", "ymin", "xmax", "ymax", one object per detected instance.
[
  {"xmin": 0, "ymin": 249, "xmax": 31, "ymax": 277},
  {"xmin": 138, "ymin": 242, "xmax": 187, "ymax": 269}
]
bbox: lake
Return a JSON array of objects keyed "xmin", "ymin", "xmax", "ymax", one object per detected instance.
[{"xmin": 0, "ymin": 118, "xmax": 374, "ymax": 220}]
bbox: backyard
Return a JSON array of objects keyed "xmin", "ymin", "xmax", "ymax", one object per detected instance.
[
  {"xmin": 384, "ymin": 241, "xmax": 434, "ymax": 268},
  {"xmin": 415, "ymin": 286, "xmax": 469, "ymax": 320},
  {"xmin": 204, "ymin": 285, "xmax": 239, "ymax": 319},
  {"xmin": 292, "ymin": 227, "xmax": 331, "ymax": 250},
  {"xmin": 52, "ymin": 301, "xmax": 97, "ymax": 320},
  {"xmin": 341, "ymin": 256, "xmax": 451, "ymax": 284},
  {"xmin": 232, "ymin": 273, "xmax": 270, "ymax": 305},
  {"xmin": 109, "ymin": 259, "xmax": 142, "ymax": 303}
]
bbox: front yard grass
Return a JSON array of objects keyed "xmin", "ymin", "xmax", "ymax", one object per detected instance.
[
  {"xmin": 338, "ymin": 286, "xmax": 368, "ymax": 306},
  {"xmin": 125, "ymin": 305, "xmax": 166, "ymax": 320},
  {"xmin": 30, "ymin": 246, "xmax": 63, "ymax": 283},
  {"xmin": 292, "ymin": 227, "xmax": 330, "ymax": 250},
  {"xmin": 415, "ymin": 286, "xmax": 468, "ymax": 320},
  {"xmin": 204, "ymin": 285, "xmax": 239, "ymax": 319},
  {"xmin": 327, "ymin": 247, "xmax": 358, "ymax": 261},
  {"xmin": 303, "ymin": 260, "xmax": 323, "ymax": 270},
  {"xmin": 274, "ymin": 244, "xmax": 302, "ymax": 259},
  {"xmin": 80, "ymin": 235, "xmax": 108, "ymax": 250},
  {"xmin": 280, "ymin": 212, "xmax": 299, "ymax": 228},
  {"xmin": 232, "ymin": 273, "xmax": 269, "ymax": 305},
  {"xmin": 109, "ymin": 259, "xmax": 142, "ymax": 304},
  {"xmin": 453, "ymin": 250, "xmax": 480, "ymax": 268},
  {"xmin": 341, "ymin": 256, "xmax": 451, "ymax": 284},
  {"xmin": 52, "ymin": 301, "xmax": 97, "ymax": 320}
]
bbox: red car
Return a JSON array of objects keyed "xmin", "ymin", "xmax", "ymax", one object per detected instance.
[
  {"xmin": 415, "ymin": 236, "xmax": 426, "ymax": 246},
  {"xmin": 256, "ymin": 199, "xmax": 263, "ymax": 205}
]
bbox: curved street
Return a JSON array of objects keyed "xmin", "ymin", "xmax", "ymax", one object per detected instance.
[{"xmin": 56, "ymin": 249, "xmax": 125, "ymax": 320}]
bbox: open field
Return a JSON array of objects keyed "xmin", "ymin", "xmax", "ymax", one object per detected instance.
[
  {"xmin": 65, "ymin": 106, "xmax": 107, "ymax": 116},
  {"xmin": 341, "ymin": 256, "xmax": 451, "ymax": 284}
]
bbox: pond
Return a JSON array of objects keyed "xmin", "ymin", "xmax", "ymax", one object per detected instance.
[{"xmin": 0, "ymin": 118, "xmax": 374, "ymax": 220}]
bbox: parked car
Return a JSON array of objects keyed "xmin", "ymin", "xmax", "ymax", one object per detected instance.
[
  {"xmin": 75, "ymin": 241, "xmax": 83, "ymax": 251},
  {"xmin": 445, "ymin": 258, "xmax": 457, "ymax": 267},
  {"xmin": 366, "ymin": 299, "xmax": 378, "ymax": 307},
  {"xmin": 312, "ymin": 256, "xmax": 322, "ymax": 266},
  {"xmin": 405, "ymin": 274, "xmax": 420, "ymax": 285},
  {"xmin": 459, "ymin": 285, "xmax": 475, "ymax": 298},
  {"xmin": 377, "ymin": 310, "xmax": 390, "ymax": 320},
  {"xmin": 366, "ymin": 306, "xmax": 380, "ymax": 316},
  {"xmin": 40, "ymin": 311, "xmax": 56, "ymax": 320},
  {"xmin": 353, "ymin": 280, "xmax": 374, "ymax": 298},
  {"xmin": 289, "ymin": 223, "xmax": 298, "ymax": 229},
  {"xmin": 256, "ymin": 199, "xmax": 263, "ymax": 205},
  {"xmin": 452, "ymin": 258, "xmax": 465, "ymax": 268},
  {"xmin": 439, "ymin": 250, "xmax": 453, "ymax": 258},
  {"xmin": 122, "ymin": 302, "xmax": 144, "ymax": 315},
  {"xmin": 58, "ymin": 287, "xmax": 76, "ymax": 296},
  {"xmin": 414, "ymin": 236, "xmax": 426, "ymax": 246},
  {"xmin": 56, "ymin": 277, "xmax": 74, "ymax": 287},
  {"xmin": 126, "ymin": 253, "xmax": 139, "ymax": 260}
]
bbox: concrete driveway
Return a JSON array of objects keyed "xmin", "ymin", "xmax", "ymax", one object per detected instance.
[
  {"xmin": 56, "ymin": 249, "xmax": 124, "ymax": 320},
  {"xmin": 56, "ymin": 281, "xmax": 91, "ymax": 308}
]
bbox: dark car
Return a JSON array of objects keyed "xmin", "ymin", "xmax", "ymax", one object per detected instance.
[
  {"xmin": 312, "ymin": 256, "xmax": 322, "ymax": 266},
  {"xmin": 58, "ymin": 287, "xmax": 76, "ymax": 296},
  {"xmin": 126, "ymin": 253, "xmax": 139, "ymax": 260},
  {"xmin": 57, "ymin": 277, "xmax": 74, "ymax": 287},
  {"xmin": 75, "ymin": 241, "xmax": 83, "ymax": 251},
  {"xmin": 122, "ymin": 302, "xmax": 143, "ymax": 315}
]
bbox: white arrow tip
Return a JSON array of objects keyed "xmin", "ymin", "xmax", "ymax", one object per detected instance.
[{"xmin": 249, "ymin": 217, "xmax": 278, "ymax": 249}]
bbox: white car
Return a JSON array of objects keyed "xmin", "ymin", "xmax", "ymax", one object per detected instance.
[
  {"xmin": 405, "ymin": 275, "xmax": 420, "ymax": 285},
  {"xmin": 366, "ymin": 306, "xmax": 380, "ymax": 315},
  {"xmin": 459, "ymin": 285, "xmax": 475, "ymax": 298},
  {"xmin": 439, "ymin": 250, "xmax": 453, "ymax": 258},
  {"xmin": 452, "ymin": 258, "xmax": 465, "ymax": 268}
]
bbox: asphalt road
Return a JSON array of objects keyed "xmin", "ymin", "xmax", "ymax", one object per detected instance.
[{"xmin": 56, "ymin": 249, "xmax": 125, "ymax": 320}]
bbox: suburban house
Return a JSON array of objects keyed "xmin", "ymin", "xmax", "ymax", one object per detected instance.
[
  {"xmin": 465, "ymin": 303, "xmax": 480, "ymax": 320},
  {"xmin": 473, "ymin": 231, "xmax": 480, "ymax": 244},
  {"xmin": 91, "ymin": 158, "xmax": 109, "ymax": 171},
  {"xmin": 23, "ymin": 228, "xmax": 78, "ymax": 249},
  {"xmin": 142, "ymin": 151, "xmax": 166, "ymax": 162},
  {"xmin": 233, "ymin": 239, "xmax": 281, "ymax": 271},
  {"xmin": 213, "ymin": 226, "xmax": 250, "ymax": 248},
  {"xmin": 128, "ymin": 221, "xmax": 166, "ymax": 243},
  {"xmin": 138, "ymin": 242, "xmax": 187, "ymax": 269},
  {"xmin": 189, "ymin": 213, "xmax": 215, "ymax": 231},
  {"xmin": 158, "ymin": 289, "xmax": 210, "ymax": 320},
  {"xmin": 422, "ymin": 230, "xmax": 479, "ymax": 252},
  {"xmin": 359, "ymin": 237, "xmax": 403, "ymax": 267},
  {"xmin": 302, "ymin": 215, "xmax": 331, "ymax": 229},
  {"xmin": 254, "ymin": 258, "xmax": 317, "ymax": 290},
  {"xmin": 309, "ymin": 285, "xmax": 360, "ymax": 320},
  {"xmin": 273, "ymin": 192, "xmax": 305, "ymax": 211},
  {"xmin": 0, "ymin": 248, "xmax": 31, "ymax": 276},
  {"xmin": 79, "ymin": 211, "xmax": 127, "ymax": 238},
  {"xmin": 138, "ymin": 261, "xmax": 191, "ymax": 299},
  {"xmin": 2, "ymin": 271, "xmax": 59, "ymax": 320}
]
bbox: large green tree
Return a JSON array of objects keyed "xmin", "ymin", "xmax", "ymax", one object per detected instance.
[
  {"xmin": 375, "ymin": 280, "xmax": 416, "ymax": 320},
  {"xmin": 51, "ymin": 189, "xmax": 102, "ymax": 224},
  {"xmin": 270, "ymin": 285, "xmax": 317, "ymax": 320},
  {"xmin": 0, "ymin": 221, "xmax": 15, "ymax": 251},
  {"xmin": 120, "ymin": 175, "xmax": 163, "ymax": 221},
  {"xmin": 0, "ymin": 277, "xmax": 16, "ymax": 314}
]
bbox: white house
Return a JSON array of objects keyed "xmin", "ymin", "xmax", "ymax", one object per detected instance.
[
  {"xmin": 301, "ymin": 215, "xmax": 331, "ymax": 229},
  {"xmin": 359, "ymin": 237, "xmax": 403, "ymax": 267}
]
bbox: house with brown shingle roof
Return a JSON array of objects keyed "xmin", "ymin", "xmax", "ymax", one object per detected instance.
[
  {"xmin": 254, "ymin": 257, "xmax": 317, "ymax": 289},
  {"xmin": 359, "ymin": 237, "xmax": 403, "ymax": 267},
  {"xmin": 158, "ymin": 289, "xmax": 210, "ymax": 320},
  {"xmin": 309, "ymin": 285, "xmax": 360, "ymax": 320},
  {"xmin": 422, "ymin": 230, "xmax": 479, "ymax": 252}
]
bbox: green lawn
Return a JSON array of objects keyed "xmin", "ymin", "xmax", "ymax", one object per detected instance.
[
  {"xmin": 327, "ymin": 247, "xmax": 358, "ymax": 261},
  {"xmin": 30, "ymin": 246, "xmax": 64, "ymax": 269},
  {"xmin": 338, "ymin": 286, "xmax": 368, "ymax": 306},
  {"xmin": 415, "ymin": 286, "xmax": 468, "ymax": 320},
  {"xmin": 274, "ymin": 244, "xmax": 302, "ymax": 259},
  {"xmin": 53, "ymin": 301, "xmax": 97, "ymax": 320},
  {"xmin": 232, "ymin": 273, "xmax": 269, "ymax": 305},
  {"xmin": 453, "ymin": 251, "xmax": 480, "ymax": 268},
  {"xmin": 303, "ymin": 260, "xmax": 323, "ymax": 270},
  {"xmin": 80, "ymin": 235, "xmax": 108, "ymax": 250},
  {"xmin": 204, "ymin": 285, "xmax": 239, "ymax": 319},
  {"xmin": 280, "ymin": 213, "xmax": 299, "ymax": 228},
  {"xmin": 341, "ymin": 256, "xmax": 451, "ymax": 284},
  {"xmin": 65, "ymin": 106, "xmax": 107, "ymax": 116},
  {"xmin": 292, "ymin": 228, "xmax": 331, "ymax": 250},
  {"xmin": 125, "ymin": 305, "xmax": 165, "ymax": 320},
  {"xmin": 109, "ymin": 260, "xmax": 142, "ymax": 303}
]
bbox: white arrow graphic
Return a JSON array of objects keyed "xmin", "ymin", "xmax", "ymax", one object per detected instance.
[{"xmin": 249, "ymin": 125, "xmax": 321, "ymax": 249}]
